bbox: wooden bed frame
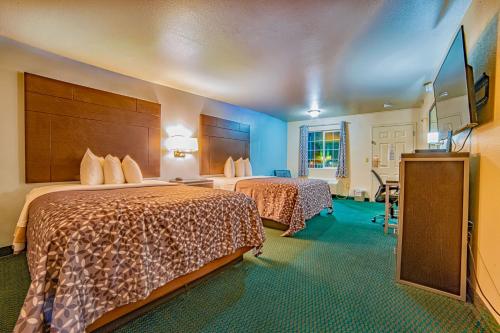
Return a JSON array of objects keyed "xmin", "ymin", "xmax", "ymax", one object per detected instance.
[
  {"xmin": 87, "ymin": 246, "xmax": 252, "ymax": 332},
  {"xmin": 262, "ymin": 218, "xmax": 288, "ymax": 231}
]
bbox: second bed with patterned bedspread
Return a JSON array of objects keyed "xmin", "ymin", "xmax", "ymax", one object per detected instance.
[{"xmin": 234, "ymin": 177, "xmax": 332, "ymax": 236}]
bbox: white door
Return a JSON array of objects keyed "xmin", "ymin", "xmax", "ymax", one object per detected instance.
[{"xmin": 371, "ymin": 124, "xmax": 415, "ymax": 199}]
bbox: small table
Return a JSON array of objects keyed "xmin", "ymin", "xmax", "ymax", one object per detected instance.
[
  {"xmin": 169, "ymin": 178, "xmax": 214, "ymax": 189},
  {"xmin": 384, "ymin": 180, "xmax": 399, "ymax": 234}
]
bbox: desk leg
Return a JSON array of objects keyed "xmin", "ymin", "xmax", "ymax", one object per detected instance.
[{"xmin": 384, "ymin": 183, "xmax": 390, "ymax": 234}]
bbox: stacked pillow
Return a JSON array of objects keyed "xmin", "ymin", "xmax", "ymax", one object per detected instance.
[
  {"xmin": 224, "ymin": 157, "xmax": 235, "ymax": 177},
  {"xmin": 224, "ymin": 157, "xmax": 252, "ymax": 177},
  {"xmin": 122, "ymin": 155, "xmax": 144, "ymax": 183},
  {"xmin": 80, "ymin": 149, "xmax": 104, "ymax": 185},
  {"xmin": 80, "ymin": 149, "xmax": 143, "ymax": 185},
  {"xmin": 243, "ymin": 158, "xmax": 252, "ymax": 176}
]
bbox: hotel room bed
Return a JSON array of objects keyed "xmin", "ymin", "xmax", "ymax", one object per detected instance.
[
  {"xmin": 209, "ymin": 176, "xmax": 333, "ymax": 236},
  {"xmin": 13, "ymin": 182, "xmax": 264, "ymax": 333}
]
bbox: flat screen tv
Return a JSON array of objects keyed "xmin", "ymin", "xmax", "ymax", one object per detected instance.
[{"xmin": 433, "ymin": 26, "xmax": 477, "ymax": 140}]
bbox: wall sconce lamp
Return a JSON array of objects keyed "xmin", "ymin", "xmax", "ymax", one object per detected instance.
[{"xmin": 165, "ymin": 135, "xmax": 198, "ymax": 158}]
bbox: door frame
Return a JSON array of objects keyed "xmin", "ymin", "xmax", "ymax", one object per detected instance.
[{"xmin": 370, "ymin": 122, "xmax": 416, "ymax": 200}]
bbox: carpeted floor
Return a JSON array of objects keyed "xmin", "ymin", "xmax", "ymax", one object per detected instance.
[{"xmin": 1, "ymin": 200, "xmax": 497, "ymax": 332}]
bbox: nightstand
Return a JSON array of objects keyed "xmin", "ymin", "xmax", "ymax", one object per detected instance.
[{"xmin": 169, "ymin": 178, "xmax": 214, "ymax": 189}]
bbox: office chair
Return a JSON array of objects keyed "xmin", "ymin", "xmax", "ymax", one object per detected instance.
[
  {"xmin": 371, "ymin": 170, "xmax": 398, "ymax": 224},
  {"xmin": 274, "ymin": 170, "xmax": 292, "ymax": 178}
]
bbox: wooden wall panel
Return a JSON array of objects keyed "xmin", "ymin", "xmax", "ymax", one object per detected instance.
[
  {"xmin": 25, "ymin": 73, "xmax": 161, "ymax": 182},
  {"xmin": 147, "ymin": 128, "xmax": 161, "ymax": 176},
  {"xmin": 199, "ymin": 114, "xmax": 250, "ymax": 175},
  {"xmin": 25, "ymin": 111, "xmax": 51, "ymax": 182},
  {"xmin": 137, "ymin": 99, "xmax": 161, "ymax": 117},
  {"xmin": 25, "ymin": 74, "xmax": 73, "ymax": 99},
  {"xmin": 26, "ymin": 92, "xmax": 158, "ymax": 128},
  {"xmin": 73, "ymin": 86, "xmax": 137, "ymax": 112},
  {"xmin": 49, "ymin": 117, "xmax": 149, "ymax": 181}
]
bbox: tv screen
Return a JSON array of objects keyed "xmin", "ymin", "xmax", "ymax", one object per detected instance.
[{"xmin": 433, "ymin": 26, "xmax": 477, "ymax": 140}]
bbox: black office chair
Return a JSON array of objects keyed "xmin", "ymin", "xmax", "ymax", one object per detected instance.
[
  {"xmin": 371, "ymin": 170, "xmax": 399, "ymax": 224},
  {"xmin": 274, "ymin": 170, "xmax": 292, "ymax": 178}
]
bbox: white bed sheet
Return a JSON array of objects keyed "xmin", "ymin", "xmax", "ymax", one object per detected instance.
[{"xmin": 207, "ymin": 176, "xmax": 273, "ymax": 191}]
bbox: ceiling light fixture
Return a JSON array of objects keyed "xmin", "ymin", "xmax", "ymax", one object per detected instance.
[
  {"xmin": 439, "ymin": 91, "xmax": 448, "ymax": 97},
  {"xmin": 383, "ymin": 103, "xmax": 393, "ymax": 109},
  {"xmin": 307, "ymin": 109, "xmax": 321, "ymax": 118}
]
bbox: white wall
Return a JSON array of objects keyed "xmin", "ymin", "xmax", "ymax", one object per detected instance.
[
  {"xmin": 0, "ymin": 37, "xmax": 287, "ymax": 247},
  {"xmin": 287, "ymin": 108, "xmax": 427, "ymax": 198}
]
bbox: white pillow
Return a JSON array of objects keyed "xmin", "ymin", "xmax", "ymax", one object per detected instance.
[
  {"xmin": 234, "ymin": 158, "xmax": 245, "ymax": 177},
  {"xmin": 224, "ymin": 157, "xmax": 235, "ymax": 177},
  {"xmin": 80, "ymin": 148, "xmax": 104, "ymax": 185},
  {"xmin": 122, "ymin": 155, "xmax": 143, "ymax": 183},
  {"xmin": 103, "ymin": 155, "xmax": 125, "ymax": 184},
  {"xmin": 243, "ymin": 158, "xmax": 253, "ymax": 176}
]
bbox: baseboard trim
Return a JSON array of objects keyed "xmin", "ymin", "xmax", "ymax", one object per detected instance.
[{"xmin": 0, "ymin": 246, "xmax": 13, "ymax": 257}]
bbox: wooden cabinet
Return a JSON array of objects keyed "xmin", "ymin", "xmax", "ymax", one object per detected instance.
[{"xmin": 396, "ymin": 153, "xmax": 469, "ymax": 301}]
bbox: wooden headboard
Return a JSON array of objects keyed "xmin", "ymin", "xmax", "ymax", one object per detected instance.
[
  {"xmin": 25, "ymin": 73, "xmax": 161, "ymax": 183},
  {"xmin": 199, "ymin": 114, "xmax": 250, "ymax": 175}
]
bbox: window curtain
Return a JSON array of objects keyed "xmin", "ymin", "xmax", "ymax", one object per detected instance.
[
  {"xmin": 298, "ymin": 125, "xmax": 309, "ymax": 177},
  {"xmin": 336, "ymin": 121, "xmax": 348, "ymax": 178}
]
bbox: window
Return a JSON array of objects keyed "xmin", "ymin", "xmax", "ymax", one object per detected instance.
[{"xmin": 307, "ymin": 130, "xmax": 341, "ymax": 169}]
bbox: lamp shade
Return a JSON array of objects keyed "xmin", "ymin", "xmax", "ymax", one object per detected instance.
[{"xmin": 165, "ymin": 136, "xmax": 198, "ymax": 152}]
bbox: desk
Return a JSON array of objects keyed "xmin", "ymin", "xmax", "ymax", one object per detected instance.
[{"xmin": 384, "ymin": 180, "xmax": 399, "ymax": 234}]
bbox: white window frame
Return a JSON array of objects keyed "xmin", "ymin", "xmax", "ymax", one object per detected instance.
[{"xmin": 307, "ymin": 129, "xmax": 341, "ymax": 170}]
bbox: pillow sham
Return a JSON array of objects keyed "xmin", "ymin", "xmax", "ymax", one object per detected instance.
[
  {"xmin": 122, "ymin": 155, "xmax": 143, "ymax": 183},
  {"xmin": 224, "ymin": 157, "xmax": 235, "ymax": 177},
  {"xmin": 80, "ymin": 148, "xmax": 104, "ymax": 185},
  {"xmin": 234, "ymin": 158, "xmax": 245, "ymax": 177},
  {"xmin": 103, "ymin": 155, "xmax": 125, "ymax": 184},
  {"xmin": 243, "ymin": 158, "xmax": 253, "ymax": 176}
]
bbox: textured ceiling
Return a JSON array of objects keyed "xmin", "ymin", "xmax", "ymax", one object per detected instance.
[{"xmin": 0, "ymin": 0, "xmax": 471, "ymax": 121}]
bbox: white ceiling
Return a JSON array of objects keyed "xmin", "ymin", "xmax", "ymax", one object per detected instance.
[{"xmin": 0, "ymin": 0, "xmax": 471, "ymax": 121}]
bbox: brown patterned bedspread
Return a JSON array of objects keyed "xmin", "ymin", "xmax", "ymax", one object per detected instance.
[
  {"xmin": 15, "ymin": 185, "xmax": 264, "ymax": 333},
  {"xmin": 234, "ymin": 177, "xmax": 332, "ymax": 236}
]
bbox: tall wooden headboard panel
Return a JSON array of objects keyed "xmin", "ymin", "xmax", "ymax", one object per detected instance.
[
  {"xmin": 25, "ymin": 73, "xmax": 161, "ymax": 183},
  {"xmin": 199, "ymin": 114, "xmax": 250, "ymax": 175}
]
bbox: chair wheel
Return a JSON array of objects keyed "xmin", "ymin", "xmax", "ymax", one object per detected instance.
[{"xmin": 371, "ymin": 218, "xmax": 376, "ymax": 223}]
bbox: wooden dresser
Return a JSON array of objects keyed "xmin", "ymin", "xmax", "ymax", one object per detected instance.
[{"xmin": 396, "ymin": 152, "xmax": 469, "ymax": 301}]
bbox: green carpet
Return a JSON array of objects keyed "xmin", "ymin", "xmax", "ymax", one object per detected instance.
[{"xmin": 1, "ymin": 200, "xmax": 497, "ymax": 332}]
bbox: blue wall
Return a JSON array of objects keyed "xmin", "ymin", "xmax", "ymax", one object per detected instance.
[{"xmin": 202, "ymin": 100, "xmax": 287, "ymax": 176}]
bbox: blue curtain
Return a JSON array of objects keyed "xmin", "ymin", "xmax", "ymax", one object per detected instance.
[
  {"xmin": 336, "ymin": 121, "xmax": 348, "ymax": 178},
  {"xmin": 298, "ymin": 125, "xmax": 309, "ymax": 177}
]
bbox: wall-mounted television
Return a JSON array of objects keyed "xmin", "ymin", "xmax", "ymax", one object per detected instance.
[{"xmin": 433, "ymin": 26, "xmax": 477, "ymax": 140}]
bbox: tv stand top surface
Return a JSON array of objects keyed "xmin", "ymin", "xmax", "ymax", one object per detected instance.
[{"xmin": 402, "ymin": 152, "xmax": 470, "ymax": 159}]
